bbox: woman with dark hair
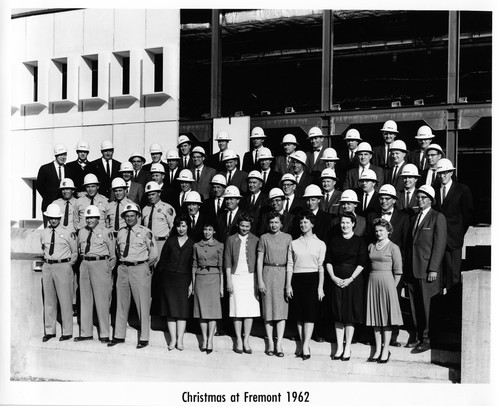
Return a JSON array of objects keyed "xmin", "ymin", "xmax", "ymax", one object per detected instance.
[
  {"xmin": 192, "ymin": 221, "xmax": 224, "ymax": 354},
  {"xmin": 156, "ymin": 213, "xmax": 195, "ymax": 350},
  {"xmin": 286, "ymin": 210, "xmax": 326, "ymax": 360},
  {"xmin": 326, "ymin": 212, "xmax": 368, "ymax": 361},
  {"xmin": 366, "ymin": 218, "xmax": 403, "ymax": 363},
  {"xmin": 224, "ymin": 212, "xmax": 260, "ymax": 354},
  {"xmin": 256, "ymin": 211, "xmax": 292, "ymax": 357}
]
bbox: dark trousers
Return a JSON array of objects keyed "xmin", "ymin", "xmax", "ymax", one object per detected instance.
[
  {"xmin": 442, "ymin": 248, "xmax": 462, "ymax": 290},
  {"xmin": 407, "ymin": 276, "xmax": 440, "ymax": 342}
]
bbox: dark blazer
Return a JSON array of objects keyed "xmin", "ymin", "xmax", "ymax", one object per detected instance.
[
  {"xmin": 306, "ymin": 146, "xmax": 327, "ymax": 177},
  {"xmin": 396, "ymin": 189, "xmax": 419, "ymax": 218},
  {"xmin": 89, "ymin": 158, "xmax": 122, "ymax": 199},
  {"xmin": 312, "ymin": 209, "xmax": 334, "ymax": 244},
  {"xmin": 221, "ymin": 169, "xmax": 248, "ymax": 194},
  {"xmin": 192, "ymin": 165, "xmax": 217, "ymax": 201},
  {"xmin": 224, "ymin": 232, "xmax": 259, "ymax": 274},
  {"xmin": 408, "ymin": 150, "xmax": 428, "ymax": 173},
  {"xmin": 372, "ymin": 144, "xmax": 395, "ymax": 170},
  {"xmin": 132, "ymin": 169, "xmax": 149, "ymax": 187},
  {"xmin": 384, "ymin": 162, "xmax": 408, "ymax": 191},
  {"xmin": 240, "ymin": 192, "xmax": 269, "ymax": 235},
  {"xmin": 406, "ymin": 208, "xmax": 447, "ymax": 279},
  {"xmin": 287, "ymin": 195, "xmax": 306, "ymax": 216},
  {"xmin": 65, "ymin": 160, "xmax": 92, "ymax": 193},
  {"xmin": 242, "ymin": 150, "xmax": 262, "ymax": 173},
  {"xmin": 109, "ymin": 181, "xmax": 144, "ymax": 207},
  {"xmin": 321, "ymin": 189, "xmax": 342, "ymax": 215},
  {"xmin": 342, "ymin": 164, "xmax": 384, "ymax": 191},
  {"xmin": 261, "ymin": 170, "xmax": 282, "ymax": 195},
  {"xmin": 217, "ymin": 207, "xmax": 241, "ymax": 242},
  {"xmin": 36, "ymin": 161, "xmax": 62, "ymax": 212},
  {"xmin": 179, "ymin": 155, "xmax": 196, "ymax": 171},
  {"xmin": 187, "ymin": 212, "xmax": 211, "ymax": 243},
  {"xmin": 366, "ymin": 208, "xmax": 410, "ymax": 254},
  {"xmin": 273, "ymin": 155, "xmax": 294, "ymax": 175},
  {"xmin": 419, "ymin": 168, "xmax": 440, "ymax": 189},
  {"xmin": 202, "ymin": 196, "xmax": 225, "ymax": 220},
  {"xmin": 434, "ymin": 181, "xmax": 473, "ymax": 250},
  {"xmin": 355, "ymin": 191, "xmax": 380, "ymax": 218},
  {"xmin": 207, "ymin": 151, "xmax": 241, "ymax": 173},
  {"xmin": 294, "ymin": 172, "xmax": 313, "ymax": 198}
]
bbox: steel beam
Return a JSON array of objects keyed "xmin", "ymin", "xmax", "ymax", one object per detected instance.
[
  {"xmin": 210, "ymin": 9, "xmax": 222, "ymax": 118},
  {"xmin": 446, "ymin": 11, "xmax": 460, "ymax": 165},
  {"xmin": 321, "ymin": 10, "xmax": 333, "ymax": 113}
]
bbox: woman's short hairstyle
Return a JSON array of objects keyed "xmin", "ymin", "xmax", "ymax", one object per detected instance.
[
  {"xmin": 174, "ymin": 213, "xmax": 189, "ymax": 227},
  {"xmin": 298, "ymin": 210, "xmax": 316, "ymax": 224},
  {"xmin": 372, "ymin": 217, "xmax": 393, "ymax": 238},
  {"xmin": 267, "ymin": 210, "xmax": 284, "ymax": 225},
  {"xmin": 237, "ymin": 211, "xmax": 254, "ymax": 225},
  {"xmin": 340, "ymin": 212, "xmax": 357, "ymax": 227}
]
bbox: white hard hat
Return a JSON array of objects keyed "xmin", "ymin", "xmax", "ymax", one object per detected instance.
[
  {"xmin": 257, "ymin": 147, "xmax": 273, "ymax": 160},
  {"xmin": 44, "ymin": 203, "xmax": 63, "ymax": 218},
  {"xmin": 380, "ymin": 120, "xmax": 399, "ymax": 133},
  {"xmin": 250, "ymin": 127, "xmax": 266, "ymax": 139},
  {"xmin": 339, "ymin": 190, "xmax": 360, "ymax": 203},
  {"xmin": 191, "ymin": 146, "xmax": 206, "ymax": 156},
  {"xmin": 356, "ymin": 142, "xmax": 373, "ymax": 154},
  {"xmin": 344, "ymin": 128, "xmax": 362, "ymax": 141},
  {"xmin": 222, "ymin": 149, "xmax": 238, "ymax": 161},
  {"xmin": 111, "ymin": 177, "xmax": 128, "ymax": 189},
  {"xmin": 59, "ymin": 178, "xmax": 76, "ymax": 189},
  {"xmin": 280, "ymin": 173, "xmax": 297, "ymax": 185},
  {"xmin": 176, "ymin": 169, "xmax": 195, "ymax": 182},
  {"xmin": 215, "ymin": 130, "xmax": 231, "ymax": 141},
  {"xmin": 184, "ymin": 191, "xmax": 203, "ymax": 204},
  {"xmin": 75, "ymin": 140, "xmax": 90, "ymax": 152},
  {"xmin": 165, "ymin": 149, "xmax": 180, "ymax": 160},
  {"xmin": 417, "ymin": 185, "xmax": 436, "ymax": 202},
  {"xmin": 145, "ymin": 181, "xmax": 162, "ymax": 193},
  {"xmin": 436, "ymin": 158, "xmax": 456, "ymax": 173},
  {"xmin": 149, "ymin": 143, "xmax": 163, "ymax": 154},
  {"xmin": 83, "ymin": 173, "xmax": 100, "ymax": 186},
  {"xmin": 100, "ymin": 140, "xmax": 114, "ymax": 150},
  {"xmin": 210, "ymin": 174, "xmax": 227, "ymax": 187},
  {"xmin": 389, "ymin": 139, "xmax": 408, "ymax": 153},
  {"xmin": 223, "ymin": 185, "xmax": 242, "ymax": 198},
  {"xmin": 84, "ymin": 205, "xmax": 101, "ymax": 218},
  {"xmin": 53, "ymin": 144, "xmax": 67, "ymax": 156},
  {"xmin": 120, "ymin": 203, "xmax": 141, "ymax": 217},
  {"xmin": 129, "ymin": 152, "xmax": 146, "ymax": 163},
  {"xmin": 320, "ymin": 147, "xmax": 339, "ymax": 161},
  {"xmin": 399, "ymin": 164, "xmax": 420, "ymax": 177},
  {"xmin": 320, "ymin": 168, "xmax": 338, "ymax": 180},
  {"xmin": 378, "ymin": 184, "xmax": 398, "ymax": 199},
  {"xmin": 247, "ymin": 170, "xmax": 264, "ymax": 182},
  {"xmin": 290, "ymin": 150, "xmax": 307, "ymax": 166},
  {"xmin": 415, "ymin": 125, "xmax": 435, "ymax": 139},
  {"xmin": 358, "ymin": 169, "xmax": 378, "ymax": 183},
  {"xmin": 426, "ymin": 144, "xmax": 444, "ymax": 155},
  {"xmin": 303, "ymin": 184, "xmax": 323, "ymax": 198},
  {"xmin": 177, "ymin": 135, "xmax": 191, "ymax": 146},
  {"xmin": 268, "ymin": 187, "xmax": 285, "ymax": 200},
  {"xmin": 119, "ymin": 162, "xmax": 134, "ymax": 172},
  {"xmin": 150, "ymin": 163, "xmax": 166, "ymax": 173},
  {"xmin": 308, "ymin": 126, "xmax": 323, "ymax": 138},
  {"xmin": 281, "ymin": 133, "xmax": 298, "ymax": 144}
]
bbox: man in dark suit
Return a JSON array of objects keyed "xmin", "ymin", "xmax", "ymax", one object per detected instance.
[
  {"xmin": 420, "ymin": 143, "xmax": 444, "ymax": 188},
  {"xmin": 117, "ymin": 162, "xmax": 144, "ymax": 207},
  {"xmin": 355, "ymin": 169, "xmax": 380, "ymax": 218},
  {"xmin": 384, "ymin": 140, "xmax": 409, "ymax": 191},
  {"xmin": 242, "ymin": 127, "xmax": 266, "ymax": 173},
  {"xmin": 257, "ymin": 147, "xmax": 281, "ymax": 194},
  {"xmin": 217, "ymin": 185, "xmax": 242, "ymax": 242},
  {"xmin": 305, "ymin": 126, "xmax": 327, "ymax": 179},
  {"xmin": 240, "ymin": 171, "xmax": 268, "ymax": 235},
  {"xmin": 172, "ymin": 169, "xmax": 197, "ymax": 215},
  {"xmin": 65, "ymin": 140, "xmax": 91, "ymax": 197},
  {"xmin": 128, "ymin": 152, "xmax": 149, "ymax": 187},
  {"xmin": 36, "ymin": 144, "xmax": 67, "ymax": 218},
  {"xmin": 203, "ymin": 174, "xmax": 227, "ymax": 220},
  {"xmin": 280, "ymin": 173, "xmax": 305, "ymax": 219},
  {"xmin": 290, "ymin": 151, "xmax": 312, "ymax": 198},
  {"xmin": 320, "ymin": 168, "xmax": 342, "ymax": 215},
  {"xmin": 395, "ymin": 164, "xmax": 420, "ymax": 218},
  {"xmin": 178, "ymin": 135, "xmax": 195, "ymax": 171},
  {"xmin": 221, "ymin": 150, "xmax": 248, "ymax": 194},
  {"xmin": 337, "ymin": 128, "xmax": 362, "ymax": 187},
  {"xmin": 206, "ymin": 130, "xmax": 240, "ymax": 172},
  {"xmin": 164, "ymin": 149, "xmax": 181, "ymax": 196},
  {"xmin": 342, "ymin": 142, "xmax": 384, "ymax": 191},
  {"xmin": 408, "ymin": 126, "xmax": 435, "ymax": 173},
  {"xmin": 406, "ymin": 185, "xmax": 447, "ymax": 353},
  {"xmin": 372, "ymin": 120, "xmax": 399, "ymax": 170},
  {"xmin": 190, "ymin": 146, "xmax": 217, "ymax": 201},
  {"xmin": 259, "ymin": 187, "xmax": 296, "ymax": 236},
  {"xmin": 143, "ymin": 143, "xmax": 168, "ymax": 173},
  {"xmin": 274, "ymin": 133, "xmax": 298, "ymax": 175},
  {"xmin": 183, "ymin": 191, "xmax": 208, "ymax": 242},
  {"xmin": 89, "ymin": 140, "xmax": 121, "ymax": 199},
  {"xmin": 434, "ymin": 158, "xmax": 474, "ymax": 291}
]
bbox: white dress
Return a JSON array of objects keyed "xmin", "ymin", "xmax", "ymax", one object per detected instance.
[{"xmin": 229, "ymin": 234, "xmax": 261, "ymax": 317}]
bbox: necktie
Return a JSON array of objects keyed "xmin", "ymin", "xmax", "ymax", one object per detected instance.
[
  {"xmin": 220, "ymin": 152, "xmax": 223, "ymax": 162},
  {"xmin": 191, "ymin": 215, "xmax": 196, "ymax": 229},
  {"xmin": 324, "ymin": 192, "xmax": 330, "ymax": 208},
  {"xmin": 431, "ymin": 169, "xmax": 436, "ymax": 184},
  {"xmin": 170, "ymin": 170, "xmax": 174, "ymax": 183},
  {"xmin": 413, "ymin": 212, "xmax": 422, "ymax": 236},
  {"xmin": 405, "ymin": 191, "xmax": 410, "ymax": 209},
  {"xmin": 262, "ymin": 171, "xmax": 267, "ymax": 184},
  {"xmin": 134, "ymin": 171, "xmax": 138, "ymax": 181},
  {"xmin": 382, "ymin": 211, "xmax": 392, "ymax": 220},
  {"xmin": 227, "ymin": 211, "xmax": 233, "ymax": 228},
  {"xmin": 115, "ymin": 202, "xmax": 120, "ymax": 231},
  {"xmin": 85, "ymin": 228, "xmax": 92, "ymax": 254},
  {"xmin": 285, "ymin": 197, "xmax": 290, "ymax": 212},
  {"xmin": 181, "ymin": 192, "xmax": 185, "ymax": 206},
  {"xmin": 442, "ymin": 185, "xmax": 447, "ymax": 202},
  {"xmin": 58, "ymin": 166, "xmax": 62, "ymax": 180},
  {"xmin": 251, "ymin": 195, "xmax": 256, "ymax": 208},
  {"xmin": 392, "ymin": 165, "xmax": 398, "ymax": 184},
  {"xmin": 384, "ymin": 146, "xmax": 389, "ymax": 166},
  {"xmin": 123, "ymin": 227, "xmax": 132, "ymax": 258},
  {"xmin": 63, "ymin": 201, "xmax": 69, "ymax": 226},
  {"xmin": 350, "ymin": 151, "xmax": 354, "ymax": 160},
  {"xmin": 217, "ymin": 198, "xmax": 222, "ymax": 213},
  {"xmin": 253, "ymin": 150, "xmax": 257, "ymax": 164},
  {"xmin": 295, "ymin": 175, "xmax": 299, "ymax": 183},
  {"xmin": 227, "ymin": 171, "xmax": 232, "ymax": 184},
  {"xmin": 148, "ymin": 204, "xmax": 154, "ymax": 231},
  {"xmin": 363, "ymin": 193, "xmax": 368, "ymax": 211},
  {"xmin": 106, "ymin": 160, "xmax": 111, "ymax": 177},
  {"xmin": 196, "ymin": 169, "xmax": 200, "ymax": 182},
  {"xmin": 286, "ymin": 157, "xmax": 290, "ymax": 167},
  {"xmin": 184, "ymin": 157, "xmax": 188, "ymax": 168},
  {"xmin": 90, "ymin": 197, "xmax": 94, "ymax": 206},
  {"xmin": 49, "ymin": 228, "xmax": 55, "ymax": 255},
  {"xmin": 420, "ymin": 154, "xmax": 426, "ymax": 171}
]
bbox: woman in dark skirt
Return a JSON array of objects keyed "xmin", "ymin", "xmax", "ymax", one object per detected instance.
[
  {"xmin": 325, "ymin": 212, "xmax": 368, "ymax": 361},
  {"xmin": 285, "ymin": 211, "xmax": 326, "ymax": 360},
  {"xmin": 192, "ymin": 222, "xmax": 224, "ymax": 354},
  {"xmin": 156, "ymin": 213, "xmax": 195, "ymax": 350}
]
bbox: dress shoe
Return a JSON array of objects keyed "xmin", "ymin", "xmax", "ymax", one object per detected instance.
[
  {"xmin": 99, "ymin": 337, "xmax": 110, "ymax": 344},
  {"xmin": 341, "ymin": 353, "xmax": 351, "ymax": 362},
  {"xmin": 412, "ymin": 342, "xmax": 430, "ymax": 354},
  {"xmin": 378, "ymin": 351, "xmax": 391, "ymax": 364},
  {"xmin": 136, "ymin": 341, "xmax": 149, "ymax": 349},
  {"xmin": 389, "ymin": 340, "xmax": 402, "ymax": 347},
  {"xmin": 74, "ymin": 336, "xmax": 93, "ymax": 342},
  {"xmin": 206, "ymin": 349, "xmax": 213, "ymax": 355},
  {"xmin": 313, "ymin": 336, "xmax": 325, "ymax": 343},
  {"xmin": 405, "ymin": 340, "xmax": 420, "ymax": 348},
  {"xmin": 59, "ymin": 335, "xmax": 72, "ymax": 341},
  {"xmin": 265, "ymin": 350, "xmax": 274, "ymax": 356},
  {"xmin": 42, "ymin": 334, "xmax": 56, "ymax": 342},
  {"xmin": 366, "ymin": 355, "xmax": 380, "ymax": 362},
  {"xmin": 234, "ymin": 348, "xmax": 243, "ymax": 354},
  {"xmin": 275, "ymin": 351, "xmax": 284, "ymax": 358},
  {"xmin": 107, "ymin": 338, "xmax": 125, "ymax": 347},
  {"xmin": 175, "ymin": 343, "xmax": 184, "ymax": 351},
  {"xmin": 200, "ymin": 347, "xmax": 207, "ymax": 352},
  {"xmin": 332, "ymin": 352, "xmax": 343, "ymax": 360},
  {"xmin": 243, "ymin": 347, "xmax": 253, "ymax": 354},
  {"xmin": 295, "ymin": 352, "xmax": 303, "ymax": 358},
  {"xmin": 302, "ymin": 353, "xmax": 311, "ymax": 360}
]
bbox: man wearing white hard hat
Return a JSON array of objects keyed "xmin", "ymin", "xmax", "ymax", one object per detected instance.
[
  {"xmin": 149, "ymin": 162, "xmax": 170, "ymax": 203},
  {"xmin": 203, "ymin": 174, "xmax": 227, "ymax": 219},
  {"xmin": 173, "ymin": 169, "xmax": 197, "ymax": 214},
  {"xmin": 342, "ymin": 142, "xmax": 384, "ymax": 191},
  {"xmin": 303, "ymin": 184, "xmax": 334, "ymax": 244},
  {"xmin": 37, "ymin": 144, "xmax": 69, "ymax": 219},
  {"xmin": 372, "ymin": 120, "xmax": 398, "ymax": 170},
  {"xmin": 305, "ymin": 126, "xmax": 328, "ymax": 177},
  {"xmin": 257, "ymin": 147, "xmax": 281, "ymax": 194},
  {"xmin": 434, "ymin": 158, "xmax": 473, "ymax": 291},
  {"xmin": 183, "ymin": 191, "xmax": 208, "ymax": 242},
  {"xmin": 333, "ymin": 189, "xmax": 366, "ymax": 237},
  {"xmin": 221, "ymin": 149, "xmax": 248, "ymax": 194},
  {"xmin": 395, "ymin": 164, "xmax": 420, "ymax": 217},
  {"xmin": 336, "ymin": 128, "xmax": 362, "ymax": 185},
  {"xmin": 408, "ymin": 126, "xmax": 435, "ymax": 172},
  {"xmin": 422, "ymin": 143, "xmax": 444, "ymax": 188},
  {"xmin": 355, "ymin": 169, "xmax": 380, "ymax": 217},
  {"xmin": 385, "ymin": 140, "xmax": 409, "ymax": 191},
  {"xmin": 207, "ymin": 130, "xmax": 240, "ymax": 172},
  {"xmin": 116, "ymin": 162, "xmax": 144, "ymax": 207},
  {"xmin": 75, "ymin": 174, "xmax": 109, "ymax": 230},
  {"xmin": 242, "ymin": 126, "xmax": 267, "ymax": 173},
  {"xmin": 241, "ymin": 171, "xmax": 268, "ymax": 235},
  {"xmin": 163, "ymin": 149, "xmax": 181, "ymax": 195},
  {"xmin": 52, "ymin": 178, "xmax": 78, "ymax": 232},
  {"xmin": 128, "ymin": 152, "xmax": 148, "ymax": 187},
  {"xmin": 191, "ymin": 146, "xmax": 217, "ymax": 201},
  {"xmin": 40, "ymin": 203, "xmax": 78, "ymax": 342},
  {"xmin": 66, "ymin": 140, "xmax": 92, "ymax": 197},
  {"xmin": 108, "ymin": 177, "xmax": 135, "ymax": 233},
  {"xmin": 178, "ymin": 135, "xmax": 195, "ymax": 171},
  {"xmin": 89, "ymin": 140, "xmax": 121, "ymax": 199},
  {"xmin": 143, "ymin": 143, "xmax": 168, "ymax": 174},
  {"xmin": 406, "ymin": 185, "xmax": 447, "ymax": 353},
  {"xmin": 216, "ymin": 185, "xmax": 242, "ymax": 241},
  {"xmin": 279, "ymin": 173, "xmax": 305, "ymax": 219},
  {"xmin": 274, "ymin": 133, "xmax": 298, "ymax": 175},
  {"xmin": 259, "ymin": 187, "xmax": 295, "ymax": 236},
  {"xmin": 320, "ymin": 168, "xmax": 342, "ymax": 215},
  {"xmin": 290, "ymin": 150, "xmax": 313, "ymax": 198}
]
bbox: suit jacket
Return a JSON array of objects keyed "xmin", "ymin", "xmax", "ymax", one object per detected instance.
[
  {"xmin": 36, "ymin": 161, "xmax": 62, "ymax": 212},
  {"xmin": 321, "ymin": 189, "xmax": 342, "ymax": 215},
  {"xmin": 217, "ymin": 207, "xmax": 241, "ymax": 242},
  {"xmin": 132, "ymin": 169, "xmax": 149, "ymax": 187},
  {"xmin": 294, "ymin": 172, "xmax": 313, "ymax": 198},
  {"xmin": 384, "ymin": 162, "xmax": 408, "ymax": 191},
  {"xmin": 179, "ymin": 155, "xmax": 196, "ymax": 171},
  {"xmin": 192, "ymin": 166, "xmax": 217, "ymax": 200},
  {"xmin": 202, "ymin": 196, "xmax": 225, "ymax": 220},
  {"xmin": 336, "ymin": 148, "xmax": 358, "ymax": 187},
  {"xmin": 372, "ymin": 144, "xmax": 395, "ymax": 170},
  {"xmin": 221, "ymin": 169, "xmax": 248, "ymax": 194},
  {"xmin": 434, "ymin": 181, "xmax": 473, "ymax": 250},
  {"xmin": 187, "ymin": 212, "xmax": 211, "ymax": 243},
  {"xmin": 240, "ymin": 192, "xmax": 269, "ymax": 235},
  {"xmin": 342, "ymin": 164, "xmax": 384, "ymax": 191},
  {"xmin": 273, "ymin": 155, "xmax": 294, "ymax": 175},
  {"xmin": 312, "ymin": 209, "xmax": 335, "ymax": 243},
  {"xmin": 224, "ymin": 232, "xmax": 259, "ymax": 274},
  {"xmin": 306, "ymin": 146, "xmax": 327, "ymax": 177},
  {"xmin": 408, "ymin": 149, "xmax": 428, "ymax": 173},
  {"xmin": 355, "ymin": 190, "xmax": 380, "ymax": 218},
  {"xmin": 261, "ymin": 170, "xmax": 282, "ymax": 195},
  {"xmin": 395, "ymin": 189, "xmax": 419, "ymax": 218},
  {"xmin": 286, "ymin": 195, "xmax": 306, "ymax": 216},
  {"xmin": 90, "ymin": 158, "xmax": 122, "ymax": 199},
  {"xmin": 406, "ymin": 208, "xmax": 447, "ymax": 279},
  {"xmin": 207, "ymin": 151, "xmax": 241, "ymax": 173},
  {"xmin": 419, "ymin": 168, "xmax": 440, "ymax": 189},
  {"xmin": 65, "ymin": 160, "xmax": 92, "ymax": 193},
  {"xmin": 242, "ymin": 150, "xmax": 262, "ymax": 174},
  {"xmin": 109, "ymin": 181, "xmax": 144, "ymax": 207}
]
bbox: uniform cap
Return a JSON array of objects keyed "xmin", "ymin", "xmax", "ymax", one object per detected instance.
[
  {"xmin": 246, "ymin": 170, "xmax": 264, "ymax": 182},
  {"xmin": 191, "ymin": 146, "xmax": 206, "ymax": 156},
  {"xmin": 150, "ymin": 163, "xmax": 166, "ymax": 174},
  {"xmin": 59, "ymin": 178, "xmax": 76, "ymax": 189},
  {"xmin": 290, "ymin": 150, "xmax": 307, "ymax": 166},
  {"xmin": 320, "ymin": 168, "xmax": 338, "ymax": 180},
  {"xmin": 129, "ymin": 152, "xmax": 146, "ymax": 163},
  {"xmin": 210, "ymin": 174, "xmax": 227, "ymax": 187},
  {"xmin": 417, "ymin": 185, "xmax": 436, "ymax": 202},
  {"xmin": 111, "ymin": 177, "xmax": 128, "ymax": 189},
  {"xmin": 320, "ymin": 147, "xmax": 339, "ymax": 161},
  {"xmin": 303, "ymin": 184, "xmax": 323, "ymax": 198},
  {"xmin": 389, "ymin": 139, "xmax": 408, "ymax": 153},
  {"xmin": 344, "ymin": 128, "xmax": 362, "ymax": 141},
  {"xmin": 176, "ymin": 169, "xmax": 195, "ymax": 182},
  {"xmin": 378, "ymin": 184, "xmax": 398, "ymax": 199},
  {"xmin": 380, "ymin": 120, "xmax": 399, "ymax": 133},
  {"xmin": 215, "ymin": 130, "xmax": 231, "ymax": 141},
  {"xmin": 356, "ymin": 142, "xmax": 373, "ymax": 154},
  {"xmin": 399, "ymin": 163, "xmax": 420, "ymax": 177},
  {"xmin": 281, "ymin": 133, "xmax": 298, "ymax": 144},
  {"xmin": 44, "ymin": 203, "xmax": 63, "ymax": 218},
  {"xmin": 280, "ymin": 173, "xmax": 297, "ymax": 185},
  {"xmin": 223, "ymin": 185, "xmax": 242, "ymax": 198},
  {"xmin": 119, "ymin": 162, "xmax": 134, "ymax": 172},
  {"xmin": 120, "ymin": 203, "xmax": 141, "ymax": 217},
  {"xmin": 358, "ymin": 169, "xmax": 378, "ymax": 183},
  {"xmin": 177, "ymin": 135, "xmax": 191, "ymax": 146},
  {"xmin": 100, "ymin": 140, "xmax": 114, "ymax": 150},
  {"xmin": 435, "ymin": 158, "xmax": 456, "ymax": 173},
  {"xmin": 307, "ymin": 126, "xmax": 323, "ymax": 138},
  {"xmin": 339, "ymin": 190, "xmax": 360, "ymax": 203},
  {"xmin": 184, "ymin": 191, "xmax": 203, "ymax": 204},
  {"xmin": 53, "ymin": 144, "xmax": 67, "ymax": 156},
  {"xmin": 84, "ymin": 205, "xmax": 101, "ymax": 218},
  {"xmin": 83, "ymin": 173, "xmax": 100, "ymax": 186},
  {"xmin": 165, "ymin": 149, "xmax": 180, "ymax": 160},
  {"xmin": 250, "ymin": 127, "xmax": 267, "ymax": 139},
  {"xmin": 221, "ymin": 149, "xmax": 238, "ymax": 161},
  {"xmin": 145, "ymin": 181, "xmax": 162, "ymax": 193},
  {"xmin": 415, "ymin": 125, "xmax": 435, "ymax": 139},
  {"xmin": 268, "ymin": 187, "xmax": 285, "ymax": 200},
  {"xmin": 75, "ymin": 140, "xmax": 90, "ymax": 152},
  {"xmin": 257, "ymin": 147, "xmax": 273, "ymax": 160},
  {"xmin": 149, "ymin": 143, "xmax": 163, "ymax": 154}
]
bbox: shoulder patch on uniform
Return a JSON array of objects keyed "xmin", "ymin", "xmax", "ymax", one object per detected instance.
[
  {"xmin": 167, "ymin": 208, "xmax": 174, "ymax": 216},
  {"xmin": 147, "ymin": 231, "xmax": 153, "ymax": 240}
]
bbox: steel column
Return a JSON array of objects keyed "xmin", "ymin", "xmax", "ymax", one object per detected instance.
[
  {"xmin": 211, "ymin": 9, "xmax": 222, "ymax": 118},
  {"xmin": 446, "ymin": 11, "xmax": 460, "ymax": 165},
  {"xmin": 321, "ymin": 10, "xmax": 333, "ymax": 114}
]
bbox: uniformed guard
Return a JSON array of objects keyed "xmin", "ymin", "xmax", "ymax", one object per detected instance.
[
  {"xmin": 75, "ymin": 173, "xmax": 109, "ymax": 230},
  {"xmin": 40, "ymin": 203, "xmax": 78, "ymax": 342},
  {"xmin": 52, "ymin": 178, "xmax": 78, "ymax": 232},
  {"xmin": 108, "ymin": 203, "xmax": 158, "ymax": 349},
  {"xmin": 75, "ymin": 205, "xmax": 116, "ymax": 343},
  {"xmin": 108, "ymin": 177, "xmax": 134, "ymax": 234}
]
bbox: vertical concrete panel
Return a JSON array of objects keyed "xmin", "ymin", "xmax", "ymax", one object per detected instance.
[
  {"xmin": 11, "ymin": 18, "xmax": 26, "ymax": 122},
  {"xmin": 145, "ymin": 9, "xmax": 179, "ymax": 46},
  {"xmin": 25, "ymin": 13, "xmax": 54, "ymax": 60},
  {"xmin": 144, "ymin": 99, "xmax": 178, "ymax": 123},
  {"xmin": 81, "ymin": 125, "xmax": 113, "ymax": 162},
  {"xmin": 54, "ymin": 10, "xmax": 84, "ymax": 56},
  {"xmin": 23, "ymin": 129, "xmax": 54, "ymax": 177},
  {"xmin": 145, "ymin": 121, "xmax": 179, "ymax": 154},
  {"xmin": 113, "ymin": 123, "xmax": 145, "ymax": 163},
  {"xmin": 83, "ymin": 9, "xmax": 114, "ymax": 54},
  {"xmin": 53, "ymin": 127, "xmax": 83, "ymax": 162},
  {"xmin": 114, "ymin": 9, "xmax": 146, "ymax": 51}
]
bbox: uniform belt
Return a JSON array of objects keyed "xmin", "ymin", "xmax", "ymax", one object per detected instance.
[
  {"xmin": 198, "ymin": 266, "xmax": 219, "ymax": 271},
  {"xmin": 119, "ymin": 260, "xmax": 147, "ymax": 266},
  {"xmin": 155, "ymin": 236, "xmax": 168, "ymax": 241},
  {"xmin": 264, "ymin": 262, "xmax": 287, "ymax": 267},
  {"xmin": 45, "ymin": 258, "xmax": 71, "ymax": 264},
  {"xmin": 82, "ymin": 255, "xmax": 109, "ymax": 261}
]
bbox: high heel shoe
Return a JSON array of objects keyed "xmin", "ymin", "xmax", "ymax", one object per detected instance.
[
  {"xmin": 367, "ymin": 354, "xmax": 380, "ymax": 362},
  {"xmin": 332, "ymin": 352, "xmax": 343, "ymax": 360},
  {"xmin": 206, "ymin": 349, "xmax": 213, "ymax": 355},
  {"xmin": 378, "ymin": 351, "xmax": 391, "ymax": 364},
  {"xmin": 341, "ymin": 351, "xmax": 351, "ymax": 361},
  {"xmin": 302, "ymin": 348, "xmax": 311, "ymax": 360}
]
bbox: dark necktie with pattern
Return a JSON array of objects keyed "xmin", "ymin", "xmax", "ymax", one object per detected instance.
[
  {"xmin": 115, "ymin": 202, "xmax": 120, "ymax": 231},
  {"xmin": 148, "ymin": 204, "xmax": 155, "ymax": 230},
  {"xmin": 63, "ymin": 201, "xmax": 69, "ymax": 226},
  {"xmin": 85, "ymin": 228, "xmax": 92, "ymax": 254},
  {"xmin": 123, "ymin": 227, "xmax": 132, "ymax": 258},
  {"xmin": 49, "ymin": 228, "xmax": 56, "ymax": 255}
]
